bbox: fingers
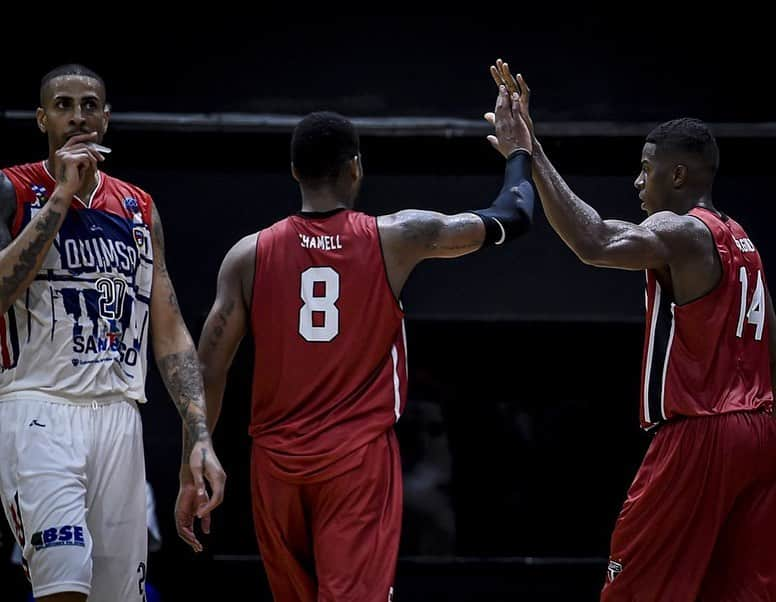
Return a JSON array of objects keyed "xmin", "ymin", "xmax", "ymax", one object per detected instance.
[
  {"xmin": 490, "ymin": 64, "xmax": 504, "ymax": 88},
  {"xmin": 176, "ymin": 518, "xmax": 203, "ymax": 553},
  {"xmin": 61, "ymin": 132, "xmax": 98, "ymax": 147},
  {"xmin": 175, "ymin": 499, "xmax": 204, "ymax": 553},
  {"xmin": 484, "ymin": 112, "xmax": 495, "ymax": 126},
  {"xmin": 198, "ymin": 465, "xmax": 226, "ymax": 517},
  {"xmin": 201, "ymin": 512, "xmax": 212, "ymax": 535},
  {"xmin": 516, "ymin": 73, "xmax": 530, "ymax": 101},
  {"xmin": 498, "ymin": 61, "xmax": 520, "ymax": 95}
]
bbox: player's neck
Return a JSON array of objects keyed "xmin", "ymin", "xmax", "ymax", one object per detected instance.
[{"xmin": 299, "ymin": 189, "xmax": 350, "ymax": 213}]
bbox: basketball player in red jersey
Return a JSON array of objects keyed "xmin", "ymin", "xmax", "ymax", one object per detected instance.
[
  {"xmin": 176, "ymin": 87, "xmax": 534, "ymax": 601},
  {"xmin": 491, "ymin": 60, "xmax": 776, "ymax": 600}
]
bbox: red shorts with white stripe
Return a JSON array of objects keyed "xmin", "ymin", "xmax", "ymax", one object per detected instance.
[
  {"xmin": 601, "ymin": 410, "xmax": 776, "ymax": 601},
  {"xmin": 250, "ymin": 429, "xmax": 402, "ymax": 602}
]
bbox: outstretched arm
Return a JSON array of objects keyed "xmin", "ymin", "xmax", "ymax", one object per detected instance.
[
  {"xmin": 379, "ymin": 86, "xmax": 536, "ymax": 297},
  {"xmin": 488, "ymin": 61, "xmax": 691, "ymax": 271}
]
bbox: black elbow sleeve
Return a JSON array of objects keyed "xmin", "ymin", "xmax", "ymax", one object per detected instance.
[{"xmin": 472, "ymin": 150, "xmax": 536, "ymax": 247}]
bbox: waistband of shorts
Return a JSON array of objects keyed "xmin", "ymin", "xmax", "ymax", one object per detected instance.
[{"xmin": 0, "ymin": 392, "xmax": 137, "ymax": 407}]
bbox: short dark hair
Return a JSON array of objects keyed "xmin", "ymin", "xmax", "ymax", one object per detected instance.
[
  {"xmin": 646, "ymin": 118, "xmax": 719, "ymax": 175},
  {"xmin": 40, "ymin": 64, "xmax": 106, "ymax": 105},
  {"xmin": 291, "ymin": 112, "xmax": 360, "ymax": 182}
]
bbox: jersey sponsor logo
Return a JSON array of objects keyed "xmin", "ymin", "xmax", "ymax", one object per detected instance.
[
  {"xmin": 31, "ymin": 525, "xmax": 85, "ymax": 550},
  {"xmin": 607, "ymin": 560, "xmax": 623, "ymax": 583},
  {"xmin": 734, "ymin": 237, "xmax": 756, "ymax": 253},
  {"xmin": 28, "ymin": 419, "xmax": 46, "ymax": 428},
  {"xmin": 298, "ymin": 233, "xmax": 343, "ymax": 250},
  {"xmin": 61, "ymin": 236, "xmax": 138, "ymax": 277}
]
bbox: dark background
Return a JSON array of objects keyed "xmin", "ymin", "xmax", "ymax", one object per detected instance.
[{"xmin": 1, "ymin": 15, "xmax": 774, "ymax": 601}]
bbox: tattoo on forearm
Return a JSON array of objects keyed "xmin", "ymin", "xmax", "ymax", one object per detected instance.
[
  {"xmin": 158, "ymin": 348, "xmax": 208, "ymax": 458},
  {"xmin": 0, "ymin": 207, "xmax": 62, "ymax": 302},
  {"xmin": 208, "ymin": 298, "xmax": 235, "ymax": 348}
]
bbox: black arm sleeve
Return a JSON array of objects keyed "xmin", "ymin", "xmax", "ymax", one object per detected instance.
[{"xmin": 471, "ymin": 149, "xmax": 535, "ymax": 246}]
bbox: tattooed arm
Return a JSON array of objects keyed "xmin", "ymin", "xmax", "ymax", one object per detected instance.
[
  {"xmin": 377, "ymin": 211, "xmax": 487, "ymax": 298},
  {"xmin": 0, "ymin": 134, "xmax": 100, "ymax": 313},
  {"xmin": 197, "ymin": 234, "xmax": 255, "ymax": 434},
  {"xmin": 149, "ymin": 201, "xmax": 226, "ymax": 551},
  {"xmin": 176, "ymin": 232, "xmax": 253, "ymax": 553}
]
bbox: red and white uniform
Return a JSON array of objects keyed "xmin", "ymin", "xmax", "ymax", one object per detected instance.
[{"xmin": 249, "ymin": 208, "xmax": 406, "ymax": 601}]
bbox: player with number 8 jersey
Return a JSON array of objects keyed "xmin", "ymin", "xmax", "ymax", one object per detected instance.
[
  {"xmin": 195, "ymin": 99, "xmax": 536, "ymax": 601},
  {"xmin": 250, "ymin": 208, "xmax": 407, "ymax": 481}
]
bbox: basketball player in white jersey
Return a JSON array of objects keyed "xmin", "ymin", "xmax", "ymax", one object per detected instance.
[{"xmin": 0, "ymin": 64, "xmax": 226, "ymax": 601}]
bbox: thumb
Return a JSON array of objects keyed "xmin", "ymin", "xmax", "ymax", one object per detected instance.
[
  {"xmin": 487, "ymin": 135, "xmax": 500, "ymax": 150},
  {"xmin": 484, "ymin": 112, "xmax": 495, "ymax": 125}
]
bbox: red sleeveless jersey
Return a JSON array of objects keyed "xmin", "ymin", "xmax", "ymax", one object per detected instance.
[
  {"xmin": 640, "ymin": 207, "xmax": 773, "ymax": 429},
  {"xmin": 249, "ymin": 209, "xmax": 407, "ymax": 482}
]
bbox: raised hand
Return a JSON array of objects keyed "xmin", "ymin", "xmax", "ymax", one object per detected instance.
[
  {"xmin": 489, "ymin": 59, "xmax": 534, "ymax": 139},
  {"xmin": 51, "ymin": 132, "xmax": 105, "ymax": 194},
  {"xmin": 484, "ymin": 85, "xmax": 533, "ymax": 159}
]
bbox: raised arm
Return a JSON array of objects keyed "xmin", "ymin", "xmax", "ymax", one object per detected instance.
[
  {"xmin": 379, "ymin": 86, "xmax": 536, "ymax": 297},
  {"xmin": 0, "ymin": 134, "xmax": 101, "ymax": 313},
  {"xmin": 487, "ymin": 61, "xmax": 704, "ymax": 272},
  {"xmin": 149, "ymin": 201, "xmax": 226, "ymax": 550}
]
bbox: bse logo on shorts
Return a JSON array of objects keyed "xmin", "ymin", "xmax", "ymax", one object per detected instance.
[
  {"xmin": 607, "ymin": 559, "xmax": 623, "ymax": 582},
  {"xmin": 31, "ymin": 525, "xmax": 85, "ymax": 551}
]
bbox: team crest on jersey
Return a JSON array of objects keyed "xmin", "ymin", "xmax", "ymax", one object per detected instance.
[
  {"xmin": 30, "ymin": 184, "xmax": 48, "ymax": 207},
  {"xmin": 124, "ymin": 196, "xmax": 140, "ymax": 214},
  {"xmin": 607, "ymin": 560, "xmax": 623, "ymax": 582},
  {"xmin": 133, "ymin": 226, "xmax": 148, "ymax": 252}
]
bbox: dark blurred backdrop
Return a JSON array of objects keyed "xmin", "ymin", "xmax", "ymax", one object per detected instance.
[{"xmin": 1, "ymin": 14, "xmax": 773, "ymax": 601}]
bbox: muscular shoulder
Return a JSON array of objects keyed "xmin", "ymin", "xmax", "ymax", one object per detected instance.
[
  {"xmin": 643, "ymin": 211, "xmax": 712, "ymax": 254},
  {"xmin": 222, "ymin": 233, "xmax": 258, "ymax": 306},
  {"xmin": 378, "ymin": 210, "xmax": 443, "ymax": 248}
]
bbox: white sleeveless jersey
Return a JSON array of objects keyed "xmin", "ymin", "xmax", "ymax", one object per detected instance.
[{"xmin": 0, "ymin": 162, "xmax": 154, "ymax": 404}]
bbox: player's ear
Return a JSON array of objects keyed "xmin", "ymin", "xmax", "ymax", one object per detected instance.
[
  {"xmin": 291, "ymin": 162, "xmax": 301, "ymax": 183},
  {"xmin": 36, "ymin": 107, "xmax": 47, "ymax": 133},
  {"xmin": 101, "ymin": 102, "xmax": 111, "ymax": 136},
  {"xmin": 350, "ymin": 155, "xmax": 362, "ymax": 181},
  {"xmin": 672, "ymin": 164, "xmax": 688, "ymax": 189}
]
